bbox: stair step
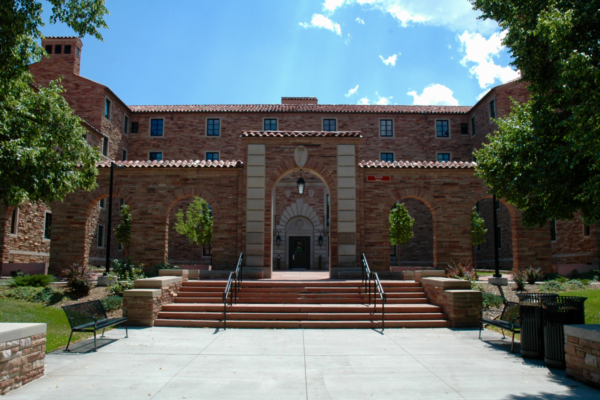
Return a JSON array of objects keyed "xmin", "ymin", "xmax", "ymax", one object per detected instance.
[
  {"xmin": 177, "ymin": 292, "xmax": 426, "ymax": 299},
  {"xmin": 162, "ymin": 303, "xmax": 442, "ymax": 313},
  {"xmin": 154, "ymin": 319, "xmax": 452, "ymax": 329},
  {"xmin": 174, "ymin": 297, "xmax": 429, "ymax": 304},
  {"xmin": 182, "ymin": 281, "xmax": 422, "ymax": 288},
  {"xmin": 157, "ymin": 311, "xmax": 447, "ymax": 321}
]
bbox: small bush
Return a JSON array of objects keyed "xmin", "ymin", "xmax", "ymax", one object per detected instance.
[
  {"xmin": 538, "ymin": 278, "xmax": 590, "ymax": 294},
  {"xmin": 513, "ymin": 272, "xmax": 526, "ymax": 291},
  {"xmin": 482, "ymin": 292, "xmax": 504, "ymax": 309},
  {"xmin": 62, "ymin": 263, "xmax": 94, "ymax": 297},
  {"xmin": 147, "ymin": 262, "xmax": 179, "ymax": 277},
  {"xmin": 8, "ymin": 274, "xmax": 56, "ymax": 288},
  {"xmin": 10, "ymin": 270, "xmax": 25, "ymax": 278},
  {"xmin": 0, "ymin": 286, "xmax": 66, "ymax": 305},
  {"xmin": 447, "ymin": 261, "xmax": 477, "ymax": 281},
  {"xmin": 101, "ymin": 295, "xmax": 123, "ymax": 311},
  {"xmin": 523, "ymin": 267, "xmax": 544, "ymax": 284},
  {"xmin": 111, "ymin": 259, "xmax": 145, "ymax": 281},
  {"xmin": 107, "ymin": 280, "xmax": 134, "ymax": 296}
]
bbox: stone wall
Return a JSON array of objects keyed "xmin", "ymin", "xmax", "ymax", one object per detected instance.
[
  {"xmin": 0, "ymin": 323, "xmax": 46, "ymax": 395},
  {"xmin": 421, "ymin": 277, "xmax": 482, "ymax": 327},
  {"xmin": 565, "ymin": 325, "xmax": 600, "ymax": 389}
]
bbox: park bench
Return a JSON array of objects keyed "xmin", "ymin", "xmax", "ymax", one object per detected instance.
[
  {"xmin": 479, "ymin": 301, "xmax": 521, "ymax": 352},
  {"xmin": 62, "ymin": 300, "xmax": 128, "ymax": 352}
]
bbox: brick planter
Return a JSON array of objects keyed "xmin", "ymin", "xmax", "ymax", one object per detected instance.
[
  {"xmin": 565, "ymin": 325, "xmax": 600, "ymax": 389},
  {"xmin": 421, "ymin": 278, "xmax": 482, "ymax": 328},
  {"xmin": 0, "ymin": 323, "xmax": 46, "ymax": 395}
]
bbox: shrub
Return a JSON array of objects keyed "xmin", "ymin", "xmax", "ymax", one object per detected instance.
[
  {"xmin": 538, "ymin": 278, "xmax": 590, "ymax": 294},
  {"xmin": 148, "ymin": 262, "xmax": 178, "ymax": 277},
  {"xmin": 101, "ymin": 295, "xmax": 123, "ymax": 311},
  {"xmin": 8, "ymin": 274, "xmax": 56, "ymax": 288},
  {"xmin": 0, "ymin": 286, "xmax": 66, "ymax": 305},
  {"xmin": 523, "ymin": 267, "xmax": 544, "ymax": 284},
  {"xmin": 482, "ymin": 292, "xmax": 504, "ymax": 309},
  {"xmin": 10, "ymin": 270, "xmax": 25, "ymax": 278},
  {"xmin": 111, "ymin": 259, "xmax": 145, "ymax": 281},
  {"xmin": 62, "ymin": 263, "xmax": 94, "ymax": 297},
  {"xmin": 107, "ymin": 280, "xmax": 134, "ymax": 296},
  {"xmin": 513, "ymin": 272, "xmax": 526, "ymax": 291},
  {"xmin": 447, "ymin": 261, "xmax": 477, "ymax": 281}
]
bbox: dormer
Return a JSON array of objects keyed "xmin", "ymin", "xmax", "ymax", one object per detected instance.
[{"xmin": 39, "ymin": 36, "xmax": 83, "ymax": 76}]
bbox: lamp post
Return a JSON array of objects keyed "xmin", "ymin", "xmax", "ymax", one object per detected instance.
[
  {"xmin": 105, "ymin": 162, "xmax": 125, "ymax": 275},
  {"xmin": 492, "ymin": 194, "xmax": 501, "ymax": 278}
]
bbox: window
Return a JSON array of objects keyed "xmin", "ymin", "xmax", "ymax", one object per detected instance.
[
  {"xmin": 203, "ymin": 244, "xmax": 212, "ymax": 256},
  {"xmin": 471, "ymin": 117, "xmax": 476, "ymax": 136},
  {"xmin": 437, "ymin": 153, "xmax": 451, "ymax": 162},
  {"xmin": 207, "ymin": 119, "xmax": 220, "ymax": 136},
  {"xmin": 97, "ymin": 225, "xmax": 104, "ymax": 248},
  {"xmin": 64, "ymin": 45, "xmax": 71, "ymax": 54},
  {"xmin": 264, "ymin": 119, "xmax": 277, "ymax": 131},
  {"xmin": 55, "ymin": 45, "xmax": 62, "ymax": 54},
  {"xmin": 323, "ymin": 119, "xmax": 336, "ymax": 131},
  {"xmin": 44, "ymin": 212, "xmax": 52, "ymax": 240},
  {"xmin": 10, "ymin": 208, "xmax": 19, "ymax": 235},
  {"xmin": 380, "ymin": 119, "xmax": 393, "ymax": 137},
  {"xmin": 475, "ymin": 201, "xmax": 480, "ymax": 213},
  {"xmin": 584, "ymin": 224, "xmax": 590, "ymax": 237},
  {"xmin": 461, "ymin": 123, "xmax": 469, "ymax": 135},
  {"xmin": 489, "ymin": 99, "xmax": 496, "ymax": 119},
  {"xmin": 104, "ymin": 98, "xmax": 111, "ymax": 119},
  {"xmin": 102, "ymin": 136, "xmax": 109, "ymax": 156},
  {"xmin": 76, "ymin": 47, "xmax": 80, "ymax": 58},
  {"xmin": 122, "ymin": 149, "xmax": 127, "ymax": 161},
  {"xmin": 118, "ymin": 242, "xmax": 122, "ymax": 251},
  {"xmin": 131, "ymin": 122, "xmax": 139, "ymax": 133},
  {"xmin": 150, "ymin": 119, "xmax": 163, "ymax": 136},
  {"xmin": 496, "ymin": 227, "xmax": 502, "ymax": 248},
  {"xmin": 45, "ymin": 45, "xmax": 52, "ymax": 54},
  {"xmin": 477, "ymin": 244, "xmax": 481, "ymax": 251},
  {"xmin": 390, "ymin": 245, "xmax": 397, "ymax": 257},
  {"xmin": 120, "ymin": 198, "xmax": 124, "ymax": 207},
  {"xmin": 99, "ymin": 199, "xmax": 105, "ymax": 209},
  {"xmin": 436, "ymin": 120, "xmax": 449, "ymax": 137},
  {"xmin": 381, "ymin": 152, "xmax": 394, "ymax": 162},
  {"xmin": 550, "ymin": 219, "xmax": 557, "ymax": 241},
  {"xmin": 206, "ymin": 152, "xmax": 219, "ymax": 162},
  {"xmin": 123, "ymin": 116, "xmax": 129, "ymax": 135},
  {"xmin": 149, "ymin": 152, "xmax": 163, "ymax": 161}
]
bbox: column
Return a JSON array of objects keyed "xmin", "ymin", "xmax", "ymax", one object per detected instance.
[
  {"xmin": 246, "ymin": 144, "xmax": 268, "ymax": 276},
  {"xmin": 336, "ymin": 144, "xmax": 357, "ymax": 276}
]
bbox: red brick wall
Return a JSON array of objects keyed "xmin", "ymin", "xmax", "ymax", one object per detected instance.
[
  {"xmin": 552, "ymin": 214, "xmax": 599, "ymax": 266},
  {"xmin": 398, "ymin": 198, "xmax": 434, "ymax": 266},
  {"xmin": 0, "ymin": 201, "xmax": 50, "ymax": 265}
]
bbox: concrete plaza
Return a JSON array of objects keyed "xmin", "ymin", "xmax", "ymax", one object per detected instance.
[{"xmin": 4, "ymin": 327, "xmax": 598, "ymax": 400}]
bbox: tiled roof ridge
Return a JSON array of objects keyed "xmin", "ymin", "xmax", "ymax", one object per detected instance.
[
  {"xmin": 281, "ymin": 97, "xmax": 317, "ymax": 100},
  {"xmin": 241, "ymin": 131, "xmax": 362, "ymax": 138},
  {"xmin": 359, "ymin": 160, "xmax": 477, "ymax": 169},
  {"xmin": 43, "ymin": 36, "xmax": 81, "ymax": 39},
  {"xmin": 129, "ymin": 104, "xmax": 472, "ymax": 114},
  {"xmin": 97, "ymin": 160, "xmax": 244, "ymax": 168}
]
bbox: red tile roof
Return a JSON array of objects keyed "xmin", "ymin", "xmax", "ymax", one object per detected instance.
[
  {"xmin": 281, "ymin": 97, "xmax": 318, "ymax": 100},
  {"xmin": 359, "ymin": 160, "xmax": 476, "ymax": 169},
  {"xmin": 129, "ymin": 104, "xmax": 472, "ymax": 114},
  {"xmin": 97, "ymin": 160, "xmax": 243, "ymax": 168},
  {"xmin": 241, "ymin": 131, "xmax": 362, "ymax": 138},
  {"xmin": 43, "ymin": 36, "xmax": 81, "ymax": 39}
]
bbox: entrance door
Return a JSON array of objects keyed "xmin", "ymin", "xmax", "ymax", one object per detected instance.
[{"xmin": 289, "ymin": 236, "xmax": 311, "ymax": 269}]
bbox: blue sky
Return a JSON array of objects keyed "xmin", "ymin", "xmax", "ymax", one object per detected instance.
[{"xmin": 39, "ymin": 0, "xmax": 519, "ymax": 107}]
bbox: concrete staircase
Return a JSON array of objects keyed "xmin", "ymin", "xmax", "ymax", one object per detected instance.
[{"xmin": 154, "ymin": 280, "xmax": 452, "ymax": 329}]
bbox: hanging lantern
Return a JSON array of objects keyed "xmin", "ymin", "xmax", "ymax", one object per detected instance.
[
  {"xmin": 276, "ymin": 232, "xmax": 281, "ymax": 247},
  {"xmin": 318, "ymin": 231, "xmax": 324, "ymax": 248},
  {"xmin": 297, "ymin": 176, "xmax": 305, "ymax": 195}
]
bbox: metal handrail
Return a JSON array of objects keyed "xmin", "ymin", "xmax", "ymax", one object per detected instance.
[
  {"xmin": 361, "ymin": 253, "xmax": 371, "ymax": 301},
  {"xmin": 371, "ymin": 272, "xmax": 387, "ymax": 331},
  {"xmin": 223, "ymin": 252, "xmax": 243, "ymax": 330}
]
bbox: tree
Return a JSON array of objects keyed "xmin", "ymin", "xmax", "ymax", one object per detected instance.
[
  {"xmin": 471, "ymin": 205, "xmax": 487, "ymax": 267},
  {"xmin": 174, "ymin": 197, "xmax": 213, "ymax": 266},
  {"xmin": 0, "ymin": 1, "xmax": 109, "ymax": 207},
  {"xmin": 389, "ymin": 203, "xmax": 414, "ymax": 246},
  {"xmin": 471, "ymin": 0, "xmax": 600, "ymax": 226},
  {"xmin": 113, "ymin": 204, "xmax": 131, "ymax": 258}
]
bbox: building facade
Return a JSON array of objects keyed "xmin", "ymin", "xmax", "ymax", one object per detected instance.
[{"xmin": 0, "ymin": 36, "xmax": 597, "ymax": 277}]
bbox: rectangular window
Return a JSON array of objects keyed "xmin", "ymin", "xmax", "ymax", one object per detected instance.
[
  {"xmin": 584, "ymin": 224, "xmax": 590, "ymax": 237},
  {"xmin": 120, "ymin": 198, "xmax": 124, "ymax": 207},
  {"xmin": 326, "ymin": 194, "xmax": 330, "ymax": 227},
  {"xmin": 44, "ymin": 212, "xmax": 52, "ymax": 240},
  {"xmin": 104, "ymin": 98, "xmax": 111, "ymax": 119},
  {"xmin": 55, "ymin": 45, "xmax": 62, "ymax": 54},
  {"xmin": 10, "ymin": 208, "xmax": 19, "ymax": 235},
  {"xmin": 477, "ymin": 244, "xmax": 481, "ymax": 251},
  {"xmin": 123, "ymin": 116, "xmax": 129, "ymax": 135},
  {"xmin": 207, "ymin": 119, "xmax": 220, "ymax": 136},
  {"xmin": 206, "ymin": 152, "xmax": 219, "ymax": 162},
  {"xmin": 102, "ymin": 136, "xmax": 109, "ymax": 156},
  {"xmin": 490, "ymin": 100, "xmax": 496, "ymax": 118},
  {"xmin": 149, "ymin": 152, "xmax": 163, "ymax": 161},
  {"xmin": 122, "ymin": 149, "xmax": 127, "ymax": 161},
  {"xmin": 437, "ymin": 153, "xmax": 451, "ymax": 162},
  {"xmin": 99, "ymin": 198, "xmax": 105, "ymax": 209},
  {"xmin": 64, "ymin": 45, "xmax": 71, "ymax": 54},
  {"xmin": 131, "ymin": 122, "xmax": 139, "ymax": 133},
  {"xmin": 471, "ymin": 117, "xmax": 476, "ymax": 136},
  {"xmin": 390, "ymin": 245, "xmax": 397, "ymax": 257},
  {"xmin": 461, "ymin": 123, "xmax": 469, "ymax": 135},
  {"xmin": 475, "ymin": 201, "xmax": 480, "ymax": 213},
  {"xmin": 380, "ymin": 119, "xmax": 393, "ymax": 137},
  {"xmin": 150, "ymin": 119, "xmax": 163, "ymax": 136},
  {"xmin": 118, "ymin": 242, "xmax": 122, "ymax": 251},
  {"xmin": 436, "ymin": 120, "xmax": 449, "ymax": 137},
  {"xmin": 264, "ymin": 119, "xmax": 277, "ymax": 131},
  {"xmin": 323, "ymin": 119, "xmax": 336, "ymax": 131},
  {"xmin": 97, "ymin": 225, "xmax": 104, "ymax": 248},
  {"xmin": 76, "ymin": 47, "xmax": 80, "ymax": 58},
  {"xmin": 203, "ymin": 244, "xmax": 212, "ymax": 256},
  {"xmin": 550, "ymin": 219, "xmax": 557, "ymax": 241},
  {"xmin": 381, "ymin": 153, "xmax": 394, "ymax": 162},
  {"xmin": 45, "ymin": 44, "xmax": 52, "ymax": 54},
  {"xmin": 496, "ymin": 227, "xmax": 502, "ymax": 248}
]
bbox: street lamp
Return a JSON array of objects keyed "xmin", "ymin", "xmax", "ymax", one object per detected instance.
[
  {"xmin": 105, "ymin": 161, "xmax": 125, "ymax": 275},
  {"xmin": 318, "ymin": 231, "xmax": 324, "ymax": 248},
  {"xmin": 275, "ymin": 231, "xmax": 281, "ymax": 248},
  {"xmin": 297, "ymin": 172, "xmax": 305, "ymax": 195},
  {"xmin": 492, "ymin": 194, "xmax": 501, "ymax": 278}
]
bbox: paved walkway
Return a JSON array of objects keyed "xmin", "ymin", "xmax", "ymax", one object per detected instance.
[{"xmin": 5, "ymin": 327, "xmax": 598, "ymax": 400}]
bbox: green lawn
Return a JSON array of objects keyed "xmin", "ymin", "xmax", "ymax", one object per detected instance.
[
  {"xmin": 0, "ymin": 299, "xmax": 93, "ymax": 353},
  {"xmin": 561, "ymin": 289, "xmax": 600, "ymax": 324}
]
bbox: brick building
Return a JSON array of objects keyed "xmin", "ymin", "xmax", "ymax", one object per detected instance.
[{"xmin": 0, "ymin": 36, "xmax": 597, "ymax": 277}]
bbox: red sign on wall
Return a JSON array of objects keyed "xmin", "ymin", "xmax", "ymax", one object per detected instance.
[{"xmin": 367, "ymin": 175, "xmax": 391, "ymax": 182}]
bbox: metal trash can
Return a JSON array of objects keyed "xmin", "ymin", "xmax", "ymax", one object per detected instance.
[
  {"xmin": 516, "ymin": 293, "xmax": 558, "ymax": 359},
  {"xmin": 541, "ymin": 296, "xmax": 587, "ymax": 369}
]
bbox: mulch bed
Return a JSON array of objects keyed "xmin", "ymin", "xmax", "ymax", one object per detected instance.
[{"xmin": 478, "ymin": 283, "xmax": 540, "ymax": 320}]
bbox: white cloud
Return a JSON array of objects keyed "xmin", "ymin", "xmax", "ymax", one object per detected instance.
[
  {"xmin": 355, "ymin": 17, "xmax": 365, "ymax": 24},
  {"xmin": 407, "ymin": 84, "xmax": 459, "ymax": 106},
  {"xmin": 379, "ymin": 53, "xmax": 400, "ymax": 66},
  {"xmin": 358, "ymin": 97, "xmax": 370, "ymax": 105},
  {"xmin": 324, "ymin": 0, "xmax": 346, "ymax": 12},
  {"xmin": 458, "ymin": 30, "xmax": 520, "ymax": 88},
  {"xmin": 345, "ymin": 84, "xmax": 359, "ymax": 97},
  {"xmin": 476, "ymin": 89, "xmax": 491, "ymax": 101},
  {"xmin": 299, "ymin": 14, "xmax": 342, "ymax": 35},
  {"xmin": 345, "ymin": 33, "xmax": 352, "ymax": 45},
  {"xmin": 376, "ymin": 94, "xmax": 393, "ymax": 105}
]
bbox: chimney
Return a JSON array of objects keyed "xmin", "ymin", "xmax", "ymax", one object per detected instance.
[
  {"xmin": 39, "ymin": 36, "xmax": 84, "ymax": 75},
  {"xmin": 281, "ymin": 97, "xmax": 318, "ymax": 105}
]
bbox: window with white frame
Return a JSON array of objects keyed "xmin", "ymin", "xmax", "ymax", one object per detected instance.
[
  {"xmin": 97, "ymin": 225, "xmax": 104, "ymax": 248},
  {"xmin": 323, "ymin": 119, "xmax": 336, "ymax": 131},
  {"xmin": 437, "ymin": 153, "xmax": 450, "ymax": 162},
  {"xmin": 150, "ymin": 118, "xmax": 164, "ymax": 136},
  {"xmin": 10, "ymin": 207, "xmax": 19, "ymax": 235},
  {"xmin": 436, "ymin": 120, "xmax": 449, "ymax": 137},
  {"xmin": 380, "ymin": 119, "xmax": 393, "ymax": 137},
  {"xmin": 102, "ymin": 136, "xmax": 109, "ymax": 156},
  {"xmin": 206, "ymin": 152, "xmax": 219, "ymax": 162},
  {"xmin": 149, "ymin": 152, "xmax": 163, "ymax": 161},
  {"xmin": 264, "ymin": 119, "xmax": 277, "ymax": 131},
  {"xmin": 207, "ymin": 119, "xmax": 220, "ymax": 136},
  {"xmin": 44, "ymin": 212, "xmax": 52, "ymax": 240},
  {"xmin": 381, "ymin": 152, "xmax": 394, "ymax": 162},
  {"xmin": 104, "ymin": 98, "xmax": 111, "ymax": 120}
]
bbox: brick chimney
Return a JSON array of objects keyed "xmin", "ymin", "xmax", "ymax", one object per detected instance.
[
  {"xmin": 281, "ymin": 97, "xmax": 318, "ymax": 105},
  {"xmin": 39, "ymin": 37, "xmax": 83, "ymax": 76}
]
